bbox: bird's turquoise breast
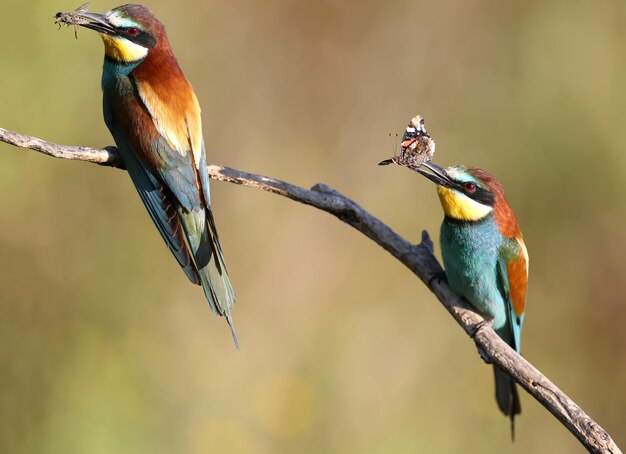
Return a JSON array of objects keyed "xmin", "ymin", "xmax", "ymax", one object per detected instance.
[
  {"xmin": 440, "ymin": 215, "xmax": 507, "ymax": 329},
  {"xmin": 101, "ymin": 61, "xmax": 135, "ymax": 133},
  {"xmin": 101, "ymin": 57, "xmax": 142, "ymax": 88}
]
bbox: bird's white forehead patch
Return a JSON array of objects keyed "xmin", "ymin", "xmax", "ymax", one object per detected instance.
[
  {"xmin": 446, "ymin": 166, "xmax": 474, "ymax": 183},
  {"xmin": 106, "ymin": 11, "xmax": 138, "ymax": 29}
]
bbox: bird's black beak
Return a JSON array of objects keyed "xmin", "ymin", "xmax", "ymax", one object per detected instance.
[
  {"xmin": 76, "ymin": 12, "xmax": 118, "ymax": 36},
  {"xmin": 415, "ymin": 162, "xmax": 454, "ymax": 188}
]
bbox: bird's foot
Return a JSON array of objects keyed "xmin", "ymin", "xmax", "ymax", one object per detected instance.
[
  {"xmin": 427, "ymin": 270, "xmax": 447, "ymax": 287},
  {"xmin": 471, "ymin": 318, "xmax": 493, "ymax": 363}
]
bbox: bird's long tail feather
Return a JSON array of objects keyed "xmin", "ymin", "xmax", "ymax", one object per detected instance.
[
  {"xmin": 180, "ymin": 206, "xmax": 237, "ymax": 347},
  {"xmin": 494, "ymin": 365, "xmax": 521, "ymax": 440}
]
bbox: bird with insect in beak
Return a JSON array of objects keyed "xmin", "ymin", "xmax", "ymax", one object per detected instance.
[
  {"xmin": 385, "ymin": 159, "xmax": 528, "ymax": 438},
  {"xmin": 66, "ymin": 4, "xmax": 238, "ymax": 346}
]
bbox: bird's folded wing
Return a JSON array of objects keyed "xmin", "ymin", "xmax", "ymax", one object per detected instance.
[
  {"xmin": 497, "ymin": 237, "xmax": 528, "ymax": 352},
  {"xmin": 134, "ymin": 78, "xmax": 230, "ymax": 274},
  {"xmin": 132, "ymin": 77, "xmax": 233, "ymax": 301},
  {"xmin": 123, "ymin": 149, "xmax": 201, "ymax": 285},
  {"xmin": 134, "ymin": 79, "xmax": 208, "ymax": 212}
]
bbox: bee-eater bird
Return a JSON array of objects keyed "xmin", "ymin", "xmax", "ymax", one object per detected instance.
[
  {"xmin": 73, "ymin": 4, "xmax": 238, "ymax": 346},
  {"xmin": 416, "ymin": 162, "xmax": 528, "ymax": 436}
]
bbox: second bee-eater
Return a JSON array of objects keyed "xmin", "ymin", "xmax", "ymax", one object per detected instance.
[
  {"xmin": 416, "ymin": 162, "xmax": 528, "ymax": 436},
  {"xmin": 73, "ymin": 4, "xmax": 237, "ymax": 345}
]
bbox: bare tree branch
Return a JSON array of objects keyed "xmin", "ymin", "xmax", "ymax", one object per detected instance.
[
  {"xmin": 0, "ymin": 127, "xmax": 621, "ymax": 453},
  {"xmin": 0, "ymin": 127, "xmax": 124, "ymax": 168}
]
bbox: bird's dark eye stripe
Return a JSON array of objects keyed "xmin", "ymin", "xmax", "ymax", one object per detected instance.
[
  {"xmin": 455, "ymin": 182, "xmax": 495, "ymax": 206},
  {"xmin": 472, "ymin": 188, "xmax": 495, "ymax": 206},
  {"xmin": 120, "ymin": 27, "xmax": 157, "ymax": 48}
]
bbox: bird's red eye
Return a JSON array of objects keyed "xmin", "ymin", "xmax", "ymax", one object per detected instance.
[
  {"xmin": 127, "ymin": 27, "xmax": 140, "ymax": 37},
  {"xmin": 464, "ymin": 182, "xmax": 476, "ymax": 193}
]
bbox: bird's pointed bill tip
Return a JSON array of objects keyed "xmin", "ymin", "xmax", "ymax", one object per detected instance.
[
  {"xmin": 70, "ymin": 11, "xmax": 117, "ymax": 35},
  {"xmin": 414, "ymin": 161, "xmax": 453, "ymax": 187},
  {"xmin": 378, "ymin": 158, "xmax": 395, "ymax": 166}
]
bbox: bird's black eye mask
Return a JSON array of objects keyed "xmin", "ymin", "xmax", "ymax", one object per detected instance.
[
  {"xmin": 455, "ymin": 181, "xmax": 495, "ymax": 206},
  {"xmin": 120, "ymin": 27, "xmax": 157, "ymax": 48}
]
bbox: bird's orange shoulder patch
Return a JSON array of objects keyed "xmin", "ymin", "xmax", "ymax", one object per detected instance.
[
  {"xmin": 506, "ymin": 237, "xmax": 528, "ymax": 316},
  {"xmin": 132, "ymin": 43, "xmax": 202, "ymax": 165},
  {"xmin": 135, "ymin": 78, "xmax": 195, "ymax": 155}
]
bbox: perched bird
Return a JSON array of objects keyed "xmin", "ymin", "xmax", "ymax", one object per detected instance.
[
  {"xmin": 416, "ymin": 162, "xmax": 528, "ymax": 437},
  {"xmin": 72, "ymin": 4, "xmax": 237, "ymax": 345}
]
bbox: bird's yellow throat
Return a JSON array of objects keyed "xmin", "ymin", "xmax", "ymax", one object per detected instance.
[
  {"xmin": 436, "ymin": 186, "xmax": 493, "ymax": 221},
  {"xmin": 101, "ymin": 35, "xmax": 148, "ymax": 62}
]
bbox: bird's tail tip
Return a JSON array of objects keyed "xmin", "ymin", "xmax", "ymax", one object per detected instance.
[
  {"xmin": 225, "ymin": 312, "xmax": 240, "ymax": 350},
  {"xmin": 494, "ymin": 365, "xmax": 520, "ymax": 442},
  {"xmin": 510, "ymin": 412, "xmax": 515, "ymax": 442}
]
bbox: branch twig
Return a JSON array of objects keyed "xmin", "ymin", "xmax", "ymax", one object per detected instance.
[{"xmin": 0, "ymin": 127, "xmax": 621, "ymax": 453}]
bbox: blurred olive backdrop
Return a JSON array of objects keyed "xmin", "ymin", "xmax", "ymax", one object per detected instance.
[{"xmin": 1, "ymin": 0, "xmax": 625, "ymax": 452}]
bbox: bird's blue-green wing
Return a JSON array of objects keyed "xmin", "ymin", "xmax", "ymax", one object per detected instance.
[
  {"xmin": 150, "ymin": 135, "xmax": 202, "ymax": 212},
  {"xmin": 121, "ymin": 143, "xmax": 200, "ymax": 285},
  {"xmin": 496, "ymin": 237, "xmax": 528, "ymax": 353},
  {"xmin": 495, "ymin": 237, "xmax": 527, "ymax": 425}
]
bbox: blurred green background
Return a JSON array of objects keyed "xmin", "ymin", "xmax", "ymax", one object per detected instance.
[{"xmin": 1, "ymin": 0, "xmax": 625, "ymax": 452}]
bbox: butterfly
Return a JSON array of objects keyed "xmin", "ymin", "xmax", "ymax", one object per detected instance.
[{"xmin": 379, "ymin": 114, "xmax": 436, "ymax": 169}]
